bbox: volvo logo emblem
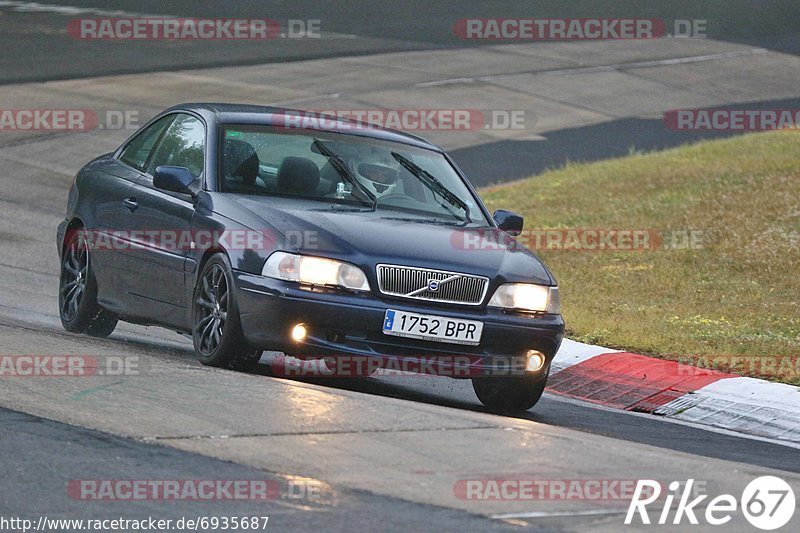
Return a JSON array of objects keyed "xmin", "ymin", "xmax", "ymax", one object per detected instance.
[{"xmin": 403, "ymin": 273, "xmax": 462, "ymax": 298}]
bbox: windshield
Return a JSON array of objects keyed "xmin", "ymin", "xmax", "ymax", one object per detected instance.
[{"xmin": 219, "ymin": 124, "xmax": 488, "ymax": 224}]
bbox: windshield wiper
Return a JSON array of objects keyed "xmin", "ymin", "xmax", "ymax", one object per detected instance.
[
  {"xmin": 390, "ymin": 152, "xmax": 471, "ymax": 222},
  {"xmin": 380, "ymin": 216, "xmax": 469, "ymax": 226},
  {"xmin": 315, "ymin": 205, "xmax": 372, "ymax": 213},
  {"xmin": 312, "ymin": 139, "xmax": 377, "ymax": 210}
]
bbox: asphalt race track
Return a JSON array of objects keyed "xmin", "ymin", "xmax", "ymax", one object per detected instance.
[
  {"xmin": 2, "ymin": 0, "xmax": 799, "ymax": 84},
  {"xmin": 1, "ymin": 1, "xmax": 799, "ymax": 531}
]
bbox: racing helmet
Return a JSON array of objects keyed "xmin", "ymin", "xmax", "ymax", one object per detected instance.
[{"xmin": 354, "ymin": 161, "xmax": 399, "ymax": 197}]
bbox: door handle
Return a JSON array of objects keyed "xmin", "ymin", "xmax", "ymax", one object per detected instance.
[{"xmin": 123, "ymin": 197, "xmax": 138, "ymax": 211}]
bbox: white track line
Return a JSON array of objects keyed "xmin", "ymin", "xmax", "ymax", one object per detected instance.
[
  {"xmin": 416, "ymin": 47, "xmax": 770, "ymax": 87},
  {"xmin": 491, "ymin": 508, "xmax": 627, "ymax": 520},
  {"xmin": 0, "ymin": 1, "xmax": 168, "ymax": 17}
]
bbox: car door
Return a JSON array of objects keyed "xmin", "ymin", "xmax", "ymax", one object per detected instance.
[
  {"xmin": 90, "ymin": 114, "xmax": 176, "ymax": 314},
  {"xmin": 123, "ymin": 113, "xmax": 206, "ymax": 328}
]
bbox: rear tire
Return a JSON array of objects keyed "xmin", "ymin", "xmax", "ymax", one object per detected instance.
[
  {"xmin": 192, "ymin": 253, "xmax": 262, "ymax": 371},
  {"xmin": 472, "ymin": 373, "xmax": 548, "ymax": 412},
  {"xmin": 59, "ymin": 230, "xmax": 118, "ymax": 337}
]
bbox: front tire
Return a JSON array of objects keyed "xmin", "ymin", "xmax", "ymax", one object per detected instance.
[
  {"xmin": 472, "ymin": 373, "xmax": 548, "ymax": 412},
  {"xmin": 192, "ymin": 253, "xmax": 261, "ymax": 370},
  {"xmin": 59, "ymin": 230, "xmax": 118, "ymax": 337}
]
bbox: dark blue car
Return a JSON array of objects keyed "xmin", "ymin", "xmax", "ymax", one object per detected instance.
[{"xmin": 57, "ymin": 103, "xmax": 563, "ymax": 411}]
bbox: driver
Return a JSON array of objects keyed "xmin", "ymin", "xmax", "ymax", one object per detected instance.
[{"xmin": 353, "ymin": 161, "xmax": 399, "ymax": 197}]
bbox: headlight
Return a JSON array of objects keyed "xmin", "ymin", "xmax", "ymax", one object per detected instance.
[
  {"xmin": 488, "ymin": 284, "xmax": 560, "ymax": 314},
  {"xmin": 262, "ymin": 252, "xmax": 370, "ymax": 291}
]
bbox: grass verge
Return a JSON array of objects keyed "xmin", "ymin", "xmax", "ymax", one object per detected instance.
[{"xmin": 480, "ymin": 130, "xmax": 800, "ymax": 384}]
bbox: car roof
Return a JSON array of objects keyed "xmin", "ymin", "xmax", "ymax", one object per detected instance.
[{"xmin": 165, "ymin": 103, "xmax": 443, "ymax": 151}]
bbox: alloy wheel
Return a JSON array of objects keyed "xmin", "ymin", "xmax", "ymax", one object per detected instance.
[
  {"xmin": 60, "ymin": 234, "xmax": 88, "ymax": 321},
  {"xmin": 194, "ymin": 264, "xmax": 229, "ymax": 356}
]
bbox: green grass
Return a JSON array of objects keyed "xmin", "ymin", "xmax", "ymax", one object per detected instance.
[{"xmin": 479, "ymin": 130, "xmax": 800, "ymax": 384}]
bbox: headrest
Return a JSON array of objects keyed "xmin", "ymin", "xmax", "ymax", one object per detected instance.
[{"xmin": 277, "ymin": 156, "xmax": 320, "ymax": 195}]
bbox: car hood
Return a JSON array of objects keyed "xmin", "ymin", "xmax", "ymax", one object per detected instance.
[{"xmin": 229, "ymin": 196, "xmax": 555, "ymax": 286}]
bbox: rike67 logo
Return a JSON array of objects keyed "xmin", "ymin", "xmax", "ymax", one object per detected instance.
[{"xmin": 626, "ymin": 477, "xmax": 795, "ymax": 530}]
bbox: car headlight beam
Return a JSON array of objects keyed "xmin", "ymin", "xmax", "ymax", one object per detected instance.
[
  {"xmin": 488, "ymin": 283, "xmax": 560, "ymax": 314},
  {"xmin": 262, "ymin": 252, "xmax": 370, "ymax": 291}
]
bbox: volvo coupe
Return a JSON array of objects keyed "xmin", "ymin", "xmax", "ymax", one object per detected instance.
[{"xmin": 57, "ymin": 104, "xmax": 564, "ymax": 410}]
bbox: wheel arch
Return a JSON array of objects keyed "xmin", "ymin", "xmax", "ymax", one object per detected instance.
[
  {"xmin": 60, "ymin": 217, "xmax": 86, "ymax": 256},
  {"xmin": 195, "ymin": 246, "xmax": 232, "ymax": 280}
]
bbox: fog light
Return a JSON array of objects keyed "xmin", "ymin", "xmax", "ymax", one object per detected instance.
[
  {"xmin": 525, "ymin": 350, "xmax": 545, "ymax": 372},
  {"xmin": 291, "ymin": 323, "xmax": 308, "ymax": 342}
]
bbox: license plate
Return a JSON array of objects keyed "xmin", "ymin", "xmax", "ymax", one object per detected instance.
[{"xmin": 382, "ymin": 309, "xmax": 483, "ymax": 346}]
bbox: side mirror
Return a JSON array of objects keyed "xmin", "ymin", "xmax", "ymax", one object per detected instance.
[
  {"xmin": 493, "ymin": 209, "xmax": 524, "ymax": 236},
  {"xmin": 153, "ymin": 166, "xmax": 195, "ymax": 195}
]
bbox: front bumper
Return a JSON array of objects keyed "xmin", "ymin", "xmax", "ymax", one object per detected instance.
[{"xmin": 235, "ymin": 272, "xmax": 564, "ymax": 377}]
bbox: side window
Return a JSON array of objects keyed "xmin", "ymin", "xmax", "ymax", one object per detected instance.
[
  {"xmin": 145, "ymin": 114, "xmax": 205, "ymax": 179},
  {"xmin": 118, "ymin": 115, "xmax": 175, "ymax": 171}
]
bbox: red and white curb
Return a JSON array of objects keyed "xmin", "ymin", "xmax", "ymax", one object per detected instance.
[{"xmin": 549, "ymin": 339, "xmax": 800, "ymax": 444}]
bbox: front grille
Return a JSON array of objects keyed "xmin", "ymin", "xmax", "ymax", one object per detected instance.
[{"xmin": 376, "ymin": 264, "xmax": 489, "ymax": 306}]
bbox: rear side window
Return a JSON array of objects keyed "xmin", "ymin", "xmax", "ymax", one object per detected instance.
[{"xmin": 118, "ymin": 115, "xmax": 175, "ymax": 171}]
